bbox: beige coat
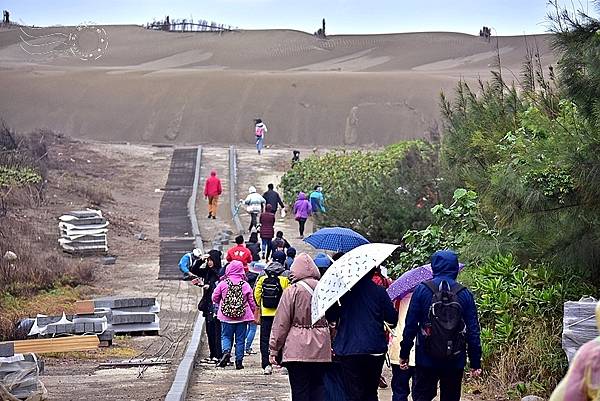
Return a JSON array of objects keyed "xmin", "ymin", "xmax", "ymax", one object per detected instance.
[
  {"xmin": 389, "ymin": 293, "xmax": 416, "ymax": 366},
  {"xmin": 269, "ymin": 253, "xmax": 332, "ymax": 363}
]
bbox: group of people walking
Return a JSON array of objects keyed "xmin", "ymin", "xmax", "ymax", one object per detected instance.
[{"xmin": 180, "ymin": 238, "xmax": 482, "ymax": 401}]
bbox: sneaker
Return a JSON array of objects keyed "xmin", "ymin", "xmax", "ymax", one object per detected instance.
[
  {"xmin": 245, "ymin": 349, "xmax": 257, "ymax": 355},
  {"xmin": 235, "ymin": 360, "xmax": 244, "ymax": 370},
  {"xmin": 263, "ymin": 365, "xmax": 273, "ymax": 375},
  {"xmin": 212, "ymin": 215, "xmax": 216, "ymax": 219},
  {"xmin": 207, "ymin": 214, "xmax": 212, "ymax": 219},
  {"xmin": 281, "ymin": 367, "xmax": 288, "ymax": 375},
  {"xmin": 217, "ymin": 352, "xmax": 231, "ymax": 368}
]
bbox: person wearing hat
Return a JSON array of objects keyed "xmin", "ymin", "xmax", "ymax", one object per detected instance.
[
  {"xmin": 178, "ymin": 248, "xmax": 203, "ymax": 280},
  {"xmin": 313, "ymin": 252, "xmax": 332, "ymax": 277},
  {"xmin": 244, "ymin": 186, "xmax": 266, "ymax": 232}
]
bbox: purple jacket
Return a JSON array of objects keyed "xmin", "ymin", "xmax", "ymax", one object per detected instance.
[
  {"xmin": 293, "ymin": 192, "xmax": 312, "ymax": 220},
  {"xmin": 212, "ymin": 261, "xmax": 256, "ymax": 323}
]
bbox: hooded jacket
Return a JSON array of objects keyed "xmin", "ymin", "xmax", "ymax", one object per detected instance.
[
  {"xmin": 194, "ymin": 250, "xmax": 224, "ymax": 317},
  {"xmin": 259, "ymin": 204, "xmax": 276, "ymax": 239},
  {"xmin": 212, "ymin": 261, "xmax": 256, "ymax": 323},
  {"xmin": 254, "ymin": 261, "xmax": 290, "ymax": 317},
  {"xmin": 269, "ymin": 254, "xmax": 332, "ymax": 363},
  {"xmin": 293, "ymin": 192, "xmax": 312, "ymax": 220},
  {"xmin": 204, "ymin": 170, "xmax": 222, "ymax": 197},
  {"xmin": 400, "ymin": 250, "xmax": 482, "ymax": 370},
  {"xmin": 309, "ymin": 190, "xmax": 326, "ymax": 213},
  {"xmin": 550, "ymin": 302, "xmax": 600, "ymax": 401},
  {"xmin": 244, "ymin": 186, "xmax": 266, "ymax": 213},
  {"xmin": 326, "ymin": 272, "xmax": 398, "ymax": 356}
]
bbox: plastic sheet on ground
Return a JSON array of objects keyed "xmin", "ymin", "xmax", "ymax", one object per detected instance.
[
  {"xmin": 562, "ymin": 297, "xmax": 599, "ymax": 363},
  {"xmin": 0, "ymin": 353, "xmax": 47, "ymax": 400}
]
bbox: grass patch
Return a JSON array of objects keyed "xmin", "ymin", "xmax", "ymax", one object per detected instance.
[
  {"xmin": 67, "ymin": 180, "xmax": 114, "ymax": 206},
  {"xmin": 0, "ymin": 286, "xmax": 89, "ymax": 341}
]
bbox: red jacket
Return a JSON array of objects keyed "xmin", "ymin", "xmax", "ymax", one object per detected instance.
[
  {"xmin": 204, "ymin": 171, "xmax": 222, "ymax": 197},
  {"xmin": 226, "ymin": 245, "xmax": 253, "ymax": 269}
]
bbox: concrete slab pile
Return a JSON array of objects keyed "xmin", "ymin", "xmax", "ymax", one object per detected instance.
[{"xmin": 58, "ymin": 209, "xmax": 109, "ymax": 254}]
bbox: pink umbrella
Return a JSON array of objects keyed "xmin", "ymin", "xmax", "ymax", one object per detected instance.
[{"xmin": 387, "ymin": 263, "xmax": 465, "ymax": 301}]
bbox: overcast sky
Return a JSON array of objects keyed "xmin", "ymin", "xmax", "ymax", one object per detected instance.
[{"xmin": 2, "ymin": 0, "xmax": 596, "ymax": 35}]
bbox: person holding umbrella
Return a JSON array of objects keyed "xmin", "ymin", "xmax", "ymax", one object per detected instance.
[
  {"xmin": 399, "ymin": 250, "xmax": 482, "ymax": 401},
  {"xmin": 325, "ymin": 268, "xmax": 398, "ymax": 401}
]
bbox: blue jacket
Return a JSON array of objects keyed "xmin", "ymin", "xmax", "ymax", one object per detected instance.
[
  {"xmin": 400, "ymin": 250, "xmax": 482, "ymax": 369},
  {"xmin": 326, "ymin": 275, "xmax": 398, "ymax": 356},
  {"xmin": 178, "ymin": 252, "xmax": 197, "ymax": 275},
  {"xmin": 309, "ymin": 191, "xmax": 326, "ymax": 213}
]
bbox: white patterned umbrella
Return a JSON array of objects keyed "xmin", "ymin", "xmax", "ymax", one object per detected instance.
[{"xmin": 311, "ymin": 243, "xmax": 399, "ymax": 324}]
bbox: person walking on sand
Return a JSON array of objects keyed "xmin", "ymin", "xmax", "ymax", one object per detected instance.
[
  {"xmin": 244, "ymin": 186, "xmax": 266, "ymax": 232},
  {"xmin": 212, "ymin": 260, "xmax": 257, "ymax": 370},
  {"xmin": 204, "ymin": 169, "xmax": 223, "ymax": 219},
  {"xmin": 254, "ymin": 256, "xmax": 290, "ymax": 375},
  {"xmin": 293, "ymin": 192, "xmax": 312, "ymax": 239},
  {"xmin": 255, "ymin": 118, "xmax": 268, "ymax": 155},
  {"xmin": 260, "ymin": 204, "xmax": 276, "ymax": 260},
  {"xmin": 325, "ymin": 268, "xmax": 398, "ymax": 401},
  {"xmin": 270, "ymin": 254, "xmax": 332, "ymax": 401},
  {"xmin": 400, "ymin": 250, "xmax": 482, "ymax": 401},
  {"xmin": 193, "ymin": 250, "xmax": 225, "ymax": 363}
]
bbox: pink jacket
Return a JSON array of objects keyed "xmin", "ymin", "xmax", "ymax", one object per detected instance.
[
  {"xmin": 212, "ymin": 261, "xmax": 256, "ymax": 323},
  {"xmin": 269, "ymin": 253, "xmax": 331, "ymax": 363}
]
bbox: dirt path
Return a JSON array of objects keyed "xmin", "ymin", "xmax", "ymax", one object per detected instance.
[{"xmin": 39, "ymin": 142, "xmax": 201, "ymax": 401}]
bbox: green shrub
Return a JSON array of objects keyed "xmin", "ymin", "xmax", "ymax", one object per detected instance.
[
  {"xmin": 280, "ymin": 142, "xmax": 438, "ymax": 243},
  {"xmin": 466, "ymin": 254, "xmax": 596, "ymax": 397}
]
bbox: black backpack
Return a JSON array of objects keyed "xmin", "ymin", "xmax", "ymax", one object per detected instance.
[
  {"xmin": 423, "ymin": 280, "xmax": 467, "ymax": 360},
  {"xmin": 261, "ymin": 272, "xmax": 283, "ymax": 309}
]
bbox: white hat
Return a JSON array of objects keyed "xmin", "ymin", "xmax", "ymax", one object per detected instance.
[
  {"xmin": 192, "ymin": 248, "xmax": 202, "ymax": 257},
  {"xmin": 249, "ymin": 186, "xmax": 256, "ymax": 194}
]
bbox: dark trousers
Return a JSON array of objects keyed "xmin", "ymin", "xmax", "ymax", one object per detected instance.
[
  {"xmin": 260, "ymin": 316, "xmax": 274, "ymax": 369},
  {"xmin": 338, "ymin": 354, "xmax": 385, "ymax": 401},
  {"xmin": 249, "ymin": 212, "xmax": 259, "ymax": 231},
  {"xmin": 287, "ymin": 362, "xmax": 326, "ymax": 401},
  {"xmin": 297, "ymin": 218, "xmax": 307, "ymax": 236},
  {"xmin": 412, "ymin": 366, "xmax": 463, "ymax": 401},
  {"xmin": 205, "ymin": 318, "xmax": 222, "ymax": 359},
  {"xmin": 391, "ymin": 365, "xmax": 415, "ymax": 401},
  {"xmin": 261, "ymin": 238, "xmax": 273, "ymax": 260}
]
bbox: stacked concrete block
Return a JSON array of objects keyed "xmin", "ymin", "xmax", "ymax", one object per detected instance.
[
  {"xmin": 0, "ymin": 353, "xmax": 46, "ymax": 400},
  {"xmin": 29, "ymin": 312, "xmax": 109, "ymax": 340},
  {"xmin": 93, "ymin": 297, "xmax": 160, "ymax": 335},
  {"xmin": 58, "ymin": 209, "xmax": 109, "ymax": 254}
]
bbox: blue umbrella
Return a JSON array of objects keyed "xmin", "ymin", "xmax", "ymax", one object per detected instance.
[{"xmin": 303, "ymin": 227, "xmax": 369, "ymax": 253}]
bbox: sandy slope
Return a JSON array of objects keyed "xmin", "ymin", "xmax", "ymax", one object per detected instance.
[{"xmin": 0, "ymin": 26, "xmax": 555, "ymax": 146}]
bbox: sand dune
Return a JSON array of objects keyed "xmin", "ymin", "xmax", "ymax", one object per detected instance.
[{"xmin": 0, "ymin": 26, "xmax": 555, "ymax": 146}]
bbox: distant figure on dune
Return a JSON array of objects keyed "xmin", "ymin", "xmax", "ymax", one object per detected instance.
[
  {"xmin": 292, "ymin": 150, "xmax": 301, "ymax": 166},
  {"xmin": 254, "ymin": 119, "xmax": 268, "ymax": 155}
]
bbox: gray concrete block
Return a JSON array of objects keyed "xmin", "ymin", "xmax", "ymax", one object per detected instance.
[
  {"xmin": 75, "ymin": 323, "xmax": 86, "ymax": 333},
  {"xmin": 54, "ymin": 324, "xmax": 65, "ymax": 334},
  {"xmin": 94, "ymin": 322, "xmax": 103, "ymax": 332},
  {"xmin": 98, "ymin": 330, "xmax": 114, "ymax": 341},
  {"xmin": 0, "ymin": 342, "xmax": 14, "ymax": 357},
  {"xmin": 46, "ymin": 324, "xmax": 57, "ymax": 334},
  {"xmin": 84, "ymin": 322, "xmax": 95, "ymax": 332}
]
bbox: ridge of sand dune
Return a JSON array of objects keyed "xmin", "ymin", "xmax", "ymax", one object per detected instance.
[{"xmin": 0, "ymin": 26, "xmax": 556, "ymax": 146}]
